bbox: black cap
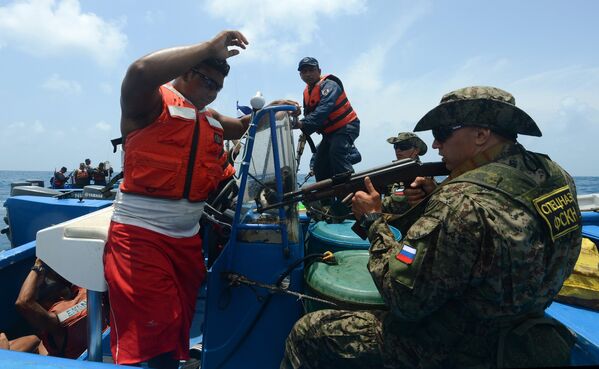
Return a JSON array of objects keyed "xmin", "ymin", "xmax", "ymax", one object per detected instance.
[{"xmin": 297, "ymin": 57, "xmax": 319, "ymax": 71}]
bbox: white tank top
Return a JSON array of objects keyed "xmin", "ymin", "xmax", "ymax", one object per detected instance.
[{"xmin": 111, "ymin": 190, "xmax": 205, "ymax": 238}]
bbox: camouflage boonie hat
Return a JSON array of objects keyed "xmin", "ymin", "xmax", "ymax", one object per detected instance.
[
  {"xmin": 413, "ymin": 86, "xmax": 542, "ymax": 137},
  {"xmin": 386, "ymin": 132, "xmax": 428, "ymax": 155}
]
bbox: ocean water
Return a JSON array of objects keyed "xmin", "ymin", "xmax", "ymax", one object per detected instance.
[{"xmin": 1, "ymin": 170, "xmax": 599, "ymax": 250}]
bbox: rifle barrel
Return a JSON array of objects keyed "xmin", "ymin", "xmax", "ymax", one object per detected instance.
[{"xmin": 258, "ymin": 160, "xmax": 449, "ymax": 212}]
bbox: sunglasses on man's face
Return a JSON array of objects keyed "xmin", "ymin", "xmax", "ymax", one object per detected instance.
[
  {"xmin": 432, "ymin": 125, "xmax": 463, "ymax": 143},
  {"xmin": 393, "ymin": 142, "xmax": 414, "ymax": 151},
  {"xmin": 191, "ymin": 68, "xmax": 223, "ymax": 92}
]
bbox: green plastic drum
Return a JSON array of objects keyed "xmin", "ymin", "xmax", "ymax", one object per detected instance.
[
  {"xmin": 304, "ymin": 250, "xmax": 386, "ymax": 313},
  {"xmin": 306, "ymin": 220, "xmax": 401, "ymax": 254}
]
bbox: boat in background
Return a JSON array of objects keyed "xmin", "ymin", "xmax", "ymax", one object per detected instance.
[{"xmin": 1, "ymin": 104, "xmax": 598, "ymax": 368}]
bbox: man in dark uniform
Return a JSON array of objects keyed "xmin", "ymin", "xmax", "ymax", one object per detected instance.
[
  {"xmin": 293, "ymin": 57, "xmax": 360, "ymax": 182},
  {"xmin": 281, "ymin": 86, "xmax": 581, "ymax": 369}
]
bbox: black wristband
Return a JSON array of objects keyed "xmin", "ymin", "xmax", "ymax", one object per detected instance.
[
  {"xmin": 31, "ymin": 265, "xmax": 45, "ymax": 274},
  {"xmin": 359, "ymin": 212, "xmax": 382, "ymax": 230}
]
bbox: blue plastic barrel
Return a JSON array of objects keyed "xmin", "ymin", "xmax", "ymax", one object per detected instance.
[{"xmin": 306, "ymin": 219, "xmax": 401, "ymax": 254}]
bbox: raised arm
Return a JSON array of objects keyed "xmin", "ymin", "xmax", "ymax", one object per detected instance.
[
  {"xmin": 120, "ymin": 30, "xmax": 248, "ymax": 138},
  {"xmin": 209, "ymin": 109, "xmax": 251, "ymax": 140},
  {"xmin": 15, "ymin": 259, "xmax": 61, "ymax": 334}
]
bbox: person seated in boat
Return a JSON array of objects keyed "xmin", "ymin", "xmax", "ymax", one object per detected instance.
[
  {"xmin": 281, "ymin": 86, "xmax": 582, "ymax": 369},
  {"xmin": 73, "ymin": 162, "xmax": 89, "ymax": 188},
  {"xmin": 14, "ymin": 258, "xmax": 108, "ymax": 359},
  {"xmin": 103, "ymin": 30, "xmax": 250, "ymax": 369},
  {"xmin": 91, "ymin": 162, "xmax": 109, "ymax": 186},
  {"xmin": 383, "ymin": 132, "xmax": 428, "ymax": 214},
  {"xmin": 51, "ymin": 166, "xmax": 69, "ymax": 189},
  {"xmin": 84, "ymin": 159, "xmax": 93, "ymax": 186}
]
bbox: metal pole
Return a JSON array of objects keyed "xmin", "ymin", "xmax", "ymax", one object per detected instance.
[{"xmin": 87, "ymin": 289, "xmax": 103, "ymax": 362}]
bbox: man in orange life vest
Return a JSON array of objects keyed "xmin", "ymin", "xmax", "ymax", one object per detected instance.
[
  {"xmin": 15, "ymin": 258, "xmax": 107, "ymax": 359},
  {"xmin": 294, "ymin": 57, "xmax": 360, "ymax": 182},
  {"xmin": 103, "ymin": 30, "xmax": 250, "ymax": 368},
  {"xmin": 73, "ymin": 162, "xmax": 89, "ymax": 189},
  {"xmin": 52, "ymin": 166, "xmax": 69, "ymax": 189}
]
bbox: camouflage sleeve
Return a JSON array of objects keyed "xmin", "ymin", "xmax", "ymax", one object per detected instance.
[
  {"xmin": 382, "ymin": 194, "xmax": 410, "ymax": 214},
  {"xmin": 367, "ymin": 186, "xmax": 484, "ymax": 321},
  {"xmin": 382, "ymin": 183, "xmax": 411, "ymax": 215}
]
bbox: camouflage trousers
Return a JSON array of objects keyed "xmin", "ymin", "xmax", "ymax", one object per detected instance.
[
  {"xmin": 280, "ymin": 309, "xmax": 384, "ymax": 369},
  {"xmin": 280, "ymin": 309, "xmax": 443, "ymax": 369},
  {"xmin": 280, "ymin": 308, "xmax": 574, "ymax": 369}
]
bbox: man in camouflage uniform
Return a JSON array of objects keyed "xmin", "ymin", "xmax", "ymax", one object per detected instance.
[
  {"xmin": 383, "ymin": 132, "xmax": 428, "ymax": 214},
  {"xmin": 281, "ymin": 86, "xmax": 582, "ymax": 369}
]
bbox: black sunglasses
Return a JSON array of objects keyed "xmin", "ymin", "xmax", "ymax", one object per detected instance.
[
  {"xmin": 191, "ymin": 68, "xmax": 223, "ymax": 92},
  {"xmin": 432, "ymin": 125, "xmax": 463, "ymax": 143},
  {"xmin": 393, "ymin": 142, "xmax": 414, "ymax": 151}
]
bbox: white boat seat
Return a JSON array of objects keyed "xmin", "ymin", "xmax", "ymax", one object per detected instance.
[{"xmin": 36, "ymin": 206, "xmax": 114, "ymax": 292}]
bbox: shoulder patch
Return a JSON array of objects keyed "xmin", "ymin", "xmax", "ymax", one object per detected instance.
[
  {"xmin": 393, "ymin": 184, "xmax": 405, "ymax": 197},
  {"xmin": 322, "ymin": 87, "xmax": 331, "ymax": 97},
  {"xmin": 388, "ymin": 216, "xmax": 440, "ymax": 289},
  {"xmin": 532, "ymin": 185, "xmax": 580, "ymax": 241},
  {"xmin": 395, "ymin": 244, "xmax": 416, "ymax": 265}
]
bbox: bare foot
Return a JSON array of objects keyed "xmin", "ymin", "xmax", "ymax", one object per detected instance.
[{"xmin": 0, "ymin": 332, "xmax": 10, "ymax": 350}]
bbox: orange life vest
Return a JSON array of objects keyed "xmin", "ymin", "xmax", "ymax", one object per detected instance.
[
  {"xmin": 302, "ymin": 74, "xmax": 358, "ymax": 134},
  {"xmin": 53, "ymin": 173, "xmax": 65, "ymax": 188},
  {"xmin": 40, "ymin": 287, "xmax": 89, "ymax": 359},
  {"xmin": 75, "ymin": 170, "xmax": 88, "ymax": 180},
  {"xmin": 120, "ymin": 84, "xmax": 227, "ymax": 202},
  {"xmin": 92, "ymin": 169, "xmax": 107, "ymax": 183},
  {"xmin": 222, "ymin": 163, "xmax": 236, "ymax": 180}
]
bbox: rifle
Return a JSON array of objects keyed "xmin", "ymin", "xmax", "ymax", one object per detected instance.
[{"xmin": 258, "ymin": 159, "xmax": 449, "ymax": 213}]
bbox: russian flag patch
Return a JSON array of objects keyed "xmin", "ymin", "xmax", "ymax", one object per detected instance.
[{"xmin": 395, "ymin": 244, "xmax": 417, "ymax": 265}]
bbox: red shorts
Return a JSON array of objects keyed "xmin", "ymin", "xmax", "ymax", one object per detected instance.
[{"xmin": 103, "ymin": 221, "xmax": 206, "ymax": 364}]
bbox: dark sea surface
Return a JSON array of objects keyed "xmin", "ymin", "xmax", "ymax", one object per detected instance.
[{"xmin": 1, "ymin": 170, "xmax": 599, "ymax": 250}]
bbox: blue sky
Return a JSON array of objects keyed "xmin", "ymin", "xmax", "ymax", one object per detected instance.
[{"xmin": 0, "ymin": 0, "xmax": 598, "ymax": 175}]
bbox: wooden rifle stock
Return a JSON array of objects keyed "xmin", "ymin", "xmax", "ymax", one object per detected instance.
[{"xmin": 257, "ymin": 159, "xmax": 449, "ymax": 212}]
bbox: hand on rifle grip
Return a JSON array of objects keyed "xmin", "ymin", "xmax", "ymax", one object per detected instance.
[
  {"xmin": 405, "ymin": 176, "xmax": 437, "ymax": 206},
  {"xmin": 351, "ymin": 177, "xmax": 382, "ymax": 221}
]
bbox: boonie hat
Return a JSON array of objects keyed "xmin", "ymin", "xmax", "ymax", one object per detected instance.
[
  {"xmin": 298, "ymin": 57, "xmax": 319, "ymax": 71},
  {"xmin": 414, "ymin": 86, "xmax": 542, "ymax": 137},
  {"xmin": 386, "ymin": 132, "xmax": 428, "ymax": 155}
]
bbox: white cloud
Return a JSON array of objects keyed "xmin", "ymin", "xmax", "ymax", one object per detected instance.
[
  {"xmin": 6, "ymin": 120, "xmax": 45, "ymax": 134},
  {"xmin": 204, "ymin": 0, "xmax": 367, "ymax": 64},
  {"xmin": 0, "ymin": 0, "xmax": 127, "ymax": 66},
  {"xmin": 341, "ymin": 27, "xmax": 599, "ymax": 177},
  {"xmin": 338, "ymin": 2, "xmax": 434, "ymax": 167},
  {"xmin": 95, "ymin": 121, "xmax": 111, "ymax": 131},
  {"xmin": 0, "ymin": 118, "xmax": 120, "ymax": 171},
  {"xmin": 32, "ymin": 121, "xmax": 45, "ymax": 133},
  {"xmin": 1, "ymin": 121, "xmax": 46, "ymax": 143},
  {"xmin": 42, "ymin": 73, "xmax": 82, "ymax": 94}
]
